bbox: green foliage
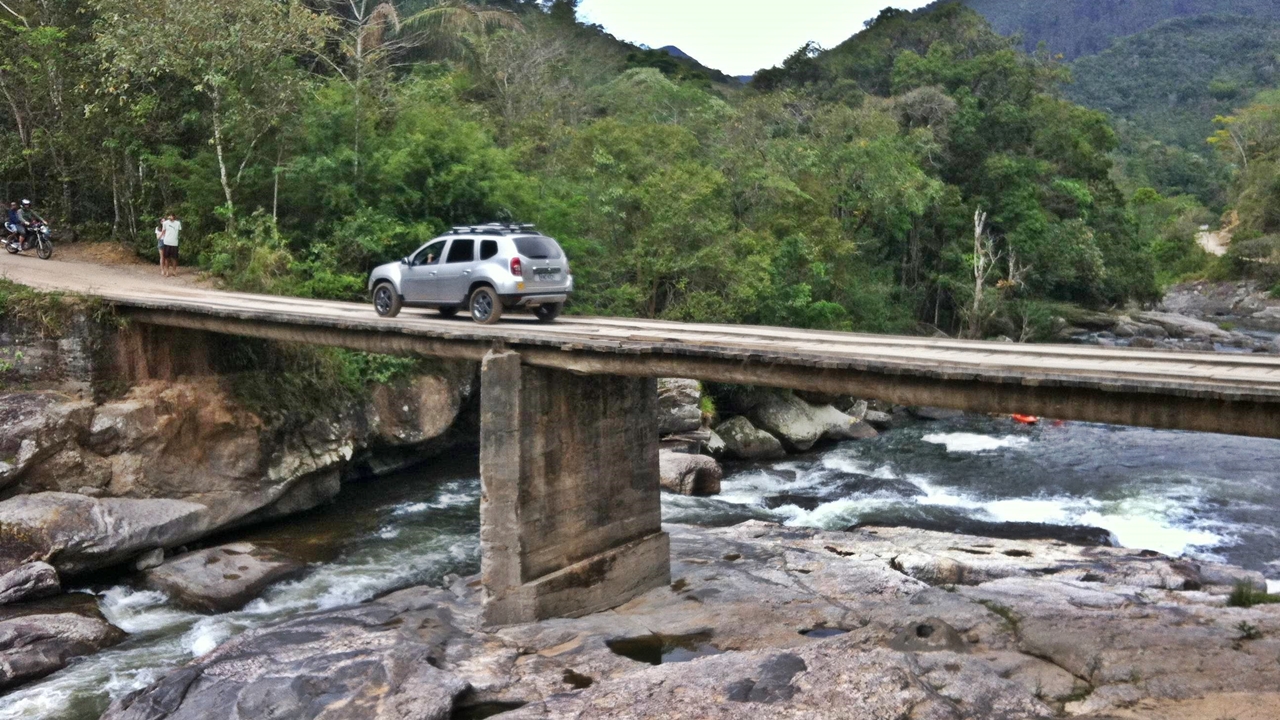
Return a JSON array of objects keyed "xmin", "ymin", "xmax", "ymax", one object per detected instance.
[
  {"xmin": 0, "ymin": 279, "xmax": 75, "ymax": 339},
  {"xmin": 0, "ymin": 0, "xmax": 1188, "ymax": 341},
  {"xmin": 219, "ymin": 339, "xmax": 428, "ymax": 423},
  {"xmin": 977, "ymin": 599, "xmax": 1022, "ymax": 635},
  {"xmin": 1236, "ymin": 621, "xmax": 1264, "ymax": 641},
  {"xmin": 1068, "ymin": 16, "xmax": 1280, "ymax": 153},
  {"xmin": 1227, "ymin": 582, "xmax": 1280, "ymax": 608},
  {"xmin": 1130, "ymin": 189, "xmax": 1214, "ymax": 286}
]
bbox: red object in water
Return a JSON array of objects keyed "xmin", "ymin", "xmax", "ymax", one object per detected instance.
[{"xmin": 1011, "ymin": 414, "xmax": 1040, "ymax": 425}]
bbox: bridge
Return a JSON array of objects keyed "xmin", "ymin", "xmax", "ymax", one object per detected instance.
[{"xmin": 8, "ymin": 258, "xmax": 1280, "ymax": 625}]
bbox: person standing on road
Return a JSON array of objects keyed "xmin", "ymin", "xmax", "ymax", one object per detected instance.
[
  {"xmin": 155, "ymin": 220, "xmax": 165, "ymax": 274},
  {"xmin": 160, "ymin": 213, "xmax": 181, "ymax": 277}
]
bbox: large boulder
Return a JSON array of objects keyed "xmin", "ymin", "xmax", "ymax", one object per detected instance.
[
  {"xmin": 0, "ymin": 609, "xmax": 125, "ymax": 690},
  {"xmin": 101, "ymin": 602, "xmax": 469, "ymax": 720},
  {"xmin": 0, "ymin": 562, "xmax": 59, "ymax": 605},
  {"xmin": 0, "ymin": 365, "xmax": 476, "ymax": 576},
  {"xmin": 656, "ymin": 379, "xmax": 703, "ymax": 436},
  {"xmin": 747, "ymin": 393, "xmax": 876, "ymax": 451},
  {"xmin": 809, "ymin": 404, "xmax": 878, "ymax": 441},
  {"xmin": 715, "ymin": 416, "xmax": 786, "ymax": 460},
  {"xmin": 0, "ymin": 493, "xmax": 212, "ymax": 576},
  {"xmin": 143, "ymin": 542, "xmax": 307, "ymax": 613},
  {"xmin": 658, "ymin": 451, "xmax": 722, "ymax": 496},
  {"xmin": 748, "ymin": 394, "xmax": 822, "ymax": 451}
]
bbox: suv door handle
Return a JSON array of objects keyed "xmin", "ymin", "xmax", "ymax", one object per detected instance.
[
  {"xmin": 429, "ymin": 271, "xmax": 438, "ymax": 276},
  {"xmin": 462, "ymin": 270, "xmax": 472, "ymax": 276}
]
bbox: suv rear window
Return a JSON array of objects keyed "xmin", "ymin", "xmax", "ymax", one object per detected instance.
[
  {"xmin": 514, "ymin": 236, "xmax": 563, "ymax": 259},
  {"xmin": 446, "ymin": 239, "xmax": 475, "ymax": 263}
]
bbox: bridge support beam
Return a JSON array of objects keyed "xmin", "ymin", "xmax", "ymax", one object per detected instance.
[{"xmin": 479, "ymin": 350, "xmax": 669, "ymax": 627}]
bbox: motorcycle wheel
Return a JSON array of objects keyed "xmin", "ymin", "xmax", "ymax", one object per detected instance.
[
  {"xmin": 36, "ymin": 238, "xmax": 52, "ymax": 260},
  {"xmin": 4, "ymin": 237, "xmax": 17, "ymax": 254}
]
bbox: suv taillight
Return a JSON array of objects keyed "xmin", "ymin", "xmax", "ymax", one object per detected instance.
[{"xmin": 510, "ymin": 257, "xmax": 523, "ymax": 277}]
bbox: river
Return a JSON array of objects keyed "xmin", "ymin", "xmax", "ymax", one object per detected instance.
[{"xmin": 5, "ymin": 416, "xmax": 1280, "ymax": 719}]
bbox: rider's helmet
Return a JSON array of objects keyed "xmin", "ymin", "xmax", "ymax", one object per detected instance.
[{"xmin": 20, "ymin": 199, "xmax": 30, "ymax": 207}]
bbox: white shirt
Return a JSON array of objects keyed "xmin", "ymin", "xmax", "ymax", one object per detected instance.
[{"xmin": 162, "ymin": 219, "xmax": 181, "ymax": 247}]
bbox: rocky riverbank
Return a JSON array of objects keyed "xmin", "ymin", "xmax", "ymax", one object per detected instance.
[
  {"xmin": 0, "ymin": 305, "xmax": 479, "ymax": 690},
  {"xmin": 656, "ymin": 378, "xmax": 885, "ymax": 496},
  {"xmin": 1060, "ymin": 280, "xmax": 1280, "ymax": 353},
  {"xmin": 100, "ymin": 521, "xmax": 1280, "ymax": 720}
]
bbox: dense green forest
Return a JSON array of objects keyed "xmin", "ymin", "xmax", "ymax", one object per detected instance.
[
  {"xmin": 0, "ymin": 0, "xmax": 1235, "ymax": 341},
  {"xmin": 1065, "ymin": 15, "xmax": 1280, "ymax": 208},
  {"xmin": 935, "ymin": 0, "xmax": 1280, "ymax": 60}
]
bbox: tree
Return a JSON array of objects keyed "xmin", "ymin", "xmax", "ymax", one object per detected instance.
[{"xmin": 92, "ymin": 0, "xmax": 331, "ymax": 227}]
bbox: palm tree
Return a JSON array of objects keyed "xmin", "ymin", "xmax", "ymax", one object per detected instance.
[
  {"xmin": 399, "ymin": 0, "xmax": 524, "ymax": 60},
  {"xmin": 325, "ymin": 0, "xmax": 522, "ymax": 176}
]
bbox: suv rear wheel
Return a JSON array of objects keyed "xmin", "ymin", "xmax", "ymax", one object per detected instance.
[
  {"xmin": 469, "ymin": 286, "xmax": 503, "ymax": 325},
  {"xmin": 534, "ymin": 303, "xmax": 562, "ymax": 323},
  {"xmin": 373, "ymin": 282, "xmax": 402, "ymax": 318}
]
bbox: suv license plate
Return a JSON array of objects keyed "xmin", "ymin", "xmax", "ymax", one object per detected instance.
[{"xmin": 535, "ymin": 267, "xmax": 561, "ymax": 277}]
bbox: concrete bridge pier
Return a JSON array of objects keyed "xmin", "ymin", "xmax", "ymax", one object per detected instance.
[{"xmin": 479, "ymin": 350, "xmax": 670, "ymax": 627}]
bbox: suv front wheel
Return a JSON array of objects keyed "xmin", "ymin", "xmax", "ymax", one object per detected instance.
[
  {"xmin": 373, "ymin": 282, "xmax": 402, "ymax": 318},
  {"xmin": 469, "ymin": 286, "xmax": 503, "ymax": 325}
]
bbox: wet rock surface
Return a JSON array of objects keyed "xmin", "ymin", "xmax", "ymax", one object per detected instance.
[
  {"xmin": 105, "ymin": 522, "xmax": 1280, "ymax": 720},
  {"xmin": 849, "ymin": 516, "xmax": 1118, "ymax": 547},
  {"xmin": 0, "ymin": 601, "xmax": 125, "ymax": 690},
  {"xmin": 142, "ymin": 542, "xmax": 307, "ymax": 613},
  {"xmin": 102, "ymin": 601, "xmax": 468, "ymax": 720}
]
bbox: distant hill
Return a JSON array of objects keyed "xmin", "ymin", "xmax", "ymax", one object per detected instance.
[
  {"xmin": 659, "ymin": 45, "xmax": 692, "ymax": 61},
  {"xmin": 931, "ymin": 0, "xmax": 1280, "ymax": 60},
  {"xmin": 657, "ymin": 45, "xmax": 741, "ymax": 85},
  {"xmin": 1067, "ymin": 15, "xmax": 1280, "ymax": 151}
]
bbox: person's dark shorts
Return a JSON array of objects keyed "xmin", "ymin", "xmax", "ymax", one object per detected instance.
[{"xmin": 161, "ymin": 245, "xmax": 179, "ymax": 261}]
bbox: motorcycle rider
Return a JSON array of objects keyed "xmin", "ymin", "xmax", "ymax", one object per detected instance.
[{"xmin": 16, "ymin": 199, "xmax": 44, "ymax": 250}]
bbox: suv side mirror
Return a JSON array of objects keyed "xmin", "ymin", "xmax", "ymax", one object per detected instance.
[{"xmin": 400, "ymin": 257, "xmax": 410, "ymax": 265}]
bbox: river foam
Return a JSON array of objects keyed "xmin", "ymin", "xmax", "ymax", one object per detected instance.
[{"xmin": 922, "ymin": 432, "xmax": 1032, "ymax": 453}]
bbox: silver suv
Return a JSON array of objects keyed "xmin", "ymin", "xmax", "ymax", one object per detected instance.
[{"xmin": 368, "ymin": 224, "xmax": 573, "ymax": 324}]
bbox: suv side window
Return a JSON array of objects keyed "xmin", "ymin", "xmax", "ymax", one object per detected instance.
[
  {"xmin": 446, "ymin": 239, "xmax": 475, "ymax": 263},
  {"xmin": 414, "ymin": 240, "xmax": 447, "ymax": 266},
  {"xmin": 480, "ymin": 239, "xmax": 498, "ymax": 260}
]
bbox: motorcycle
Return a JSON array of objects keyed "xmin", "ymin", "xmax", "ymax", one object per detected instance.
[{"xmin": 5, "ymin": 221, "xmax": 53, "ymax": 260}]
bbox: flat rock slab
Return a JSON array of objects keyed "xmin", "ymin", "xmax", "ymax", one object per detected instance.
[
  {"xmin": 143, "ymin": 542, "xmax": 306, "ymax": 613},
  {"xmin": 103, "ymin": 522, "xmax": 1280, "ymax": 720},
  {"xmin": 102, "ymin": 602, "xmax": 469, "ymax": 720}
]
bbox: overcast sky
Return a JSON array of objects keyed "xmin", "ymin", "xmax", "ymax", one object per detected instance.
[{"xmin": 577, "ymin": 0, "xmax": 936, "ymax": 77}]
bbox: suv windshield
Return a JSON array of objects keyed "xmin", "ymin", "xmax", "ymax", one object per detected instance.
[{"xmin": 514, "ymin": 236, "xmax": 563, "ymax": 259}]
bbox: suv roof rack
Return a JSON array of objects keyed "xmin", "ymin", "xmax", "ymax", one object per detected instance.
[{"xmin": 449, "ymin": 223, "xmax": 538, "ymax": 236}]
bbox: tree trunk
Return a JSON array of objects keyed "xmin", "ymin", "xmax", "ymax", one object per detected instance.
[
  {"xmin": 969, "ymin": 208, "xmax": 989, "ymax": 340},
  {"xmin": 211, "ymin": 89, "xmax": 236, "ymax": 230},
  {"xmin": 272, "ymin": 144, "xmax": 283, "ymax": 222},
  {"xmin": 111, "ymin": 165, "xmax": 120, "ymax": 239}
]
